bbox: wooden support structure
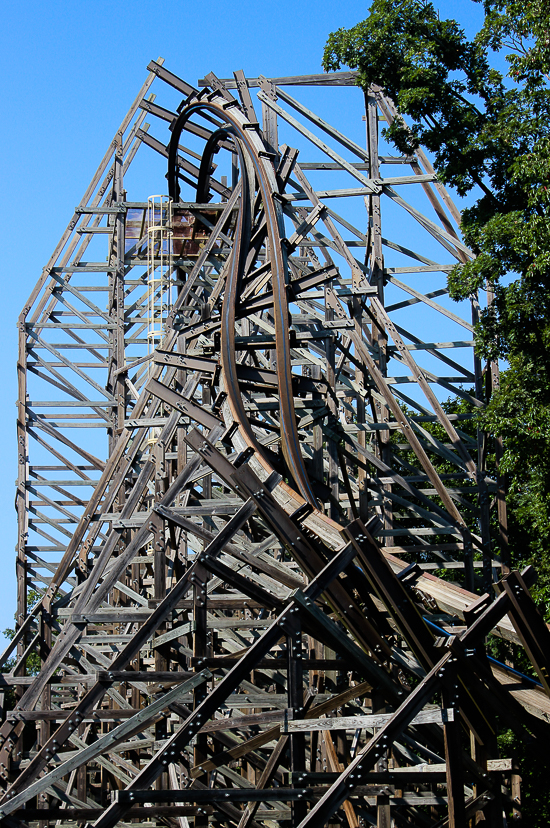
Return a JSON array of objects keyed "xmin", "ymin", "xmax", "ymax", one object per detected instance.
[{"xmin": 2, "ymin": 61, "xmax": 545, "ymax": 828}]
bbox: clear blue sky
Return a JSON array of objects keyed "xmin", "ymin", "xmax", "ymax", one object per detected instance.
[{"xmin": 0, "ymin": 0, "xmax": 486, "ymax": 636}]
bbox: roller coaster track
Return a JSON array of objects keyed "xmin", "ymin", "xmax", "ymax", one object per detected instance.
[{"xmin": 168, "ymin": 99, "xmax": 318, "ymax": 507}]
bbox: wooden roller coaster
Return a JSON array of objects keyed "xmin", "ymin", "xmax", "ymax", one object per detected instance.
[{"xmin": 2, "ymin": 60, "xmax": 549, "ymax": 827}]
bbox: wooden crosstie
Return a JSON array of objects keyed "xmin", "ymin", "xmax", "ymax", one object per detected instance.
[{"xmin": 2, "ymin": 60, "xmax": 548, "ymax": 827}]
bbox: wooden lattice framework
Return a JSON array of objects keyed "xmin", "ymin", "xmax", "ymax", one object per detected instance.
[{"xmin": 2, "ymin": 59, "xmax": 550, "ymax": 827}]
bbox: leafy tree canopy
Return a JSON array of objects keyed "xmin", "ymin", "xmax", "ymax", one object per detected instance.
[
  {"xmin": 324, "ymin": 8, "xmax": 550, "ymax": 817},
  {"xmin": 323, "ymin": 0, "xmax": 550, "ymax": 583}
]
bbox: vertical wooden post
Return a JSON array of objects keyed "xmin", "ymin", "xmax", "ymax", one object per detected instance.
[
  {"xmin": 487, "ymin": 281, "xmax": 509, "ymax": 575},
  {"xmin": 286, "ymin": 612, "xmax": 306, "ymax": 828},
  {"xmin": 372, "ymin": 688, "xmax": 391, "ymax": 828},
  {"xmin": 511, "ymin": 767, "xmax": 522, "ymax": 822},
  {"xmin": 260, "ymin": 78, "xmax": 278, "ymax": 155},
  {"xmin": 193, "ymin": 561, "xmax": 209, "ymax": 828},
  {"xmin": 326, "ymin": 329, "xmax": 340, "ymax": 520},
  {"xmin": 366, "ymin": 89, "xmax": 392, "ymax": 545},
  {"xmin": 471, "ymin": 294, "xmax": 490, "ymax": 593},
  {"xmin": 15, "ymin": 317, "xmax": 28, "ymax": 665},
  {"xmin": 114, "ymin": 131, "xmax": 126, "ymax": 438},
  {"xmin": 441, "ymin": 669, "xmax": 466, "ymax": 827}
]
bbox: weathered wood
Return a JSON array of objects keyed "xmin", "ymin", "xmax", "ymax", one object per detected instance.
[
  {"xmin": 283, "ymin": 707, "xmax": 454, "ymax": 733},
  {"xmin": 0, "ymin": 672, "xmax": 211, "ymax": 818},
  {"xmin": 7, "ymin": 62, "xmax": 538, "ymax": 828}
]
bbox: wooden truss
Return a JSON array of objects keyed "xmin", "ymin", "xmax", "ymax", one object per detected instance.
[{"xmin": 2, "ymin": 60, "xmax": 550, "ymax": 827}]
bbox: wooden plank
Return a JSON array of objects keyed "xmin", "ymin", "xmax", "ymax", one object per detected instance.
[
  {"xmin": 284, "ymin": 707, "xmax": 454, "ymax": 733},
  {"xmin": 145, "ymin": 378, "xmax": 223, "ymax": 430}
]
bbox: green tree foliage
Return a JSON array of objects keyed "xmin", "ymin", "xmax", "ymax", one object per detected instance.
[
  {"xmin": 324, "ymin": 4, "xmax": 550, "ymax": 820},
  {"xmin": 2, "ymin": 589, "xmax": 42, "ymax": 689},
  {"xmin": 323, "ymin": 0, "xmax": 550, "ymax": 595}
]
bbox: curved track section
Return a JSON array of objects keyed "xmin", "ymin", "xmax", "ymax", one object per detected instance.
[{"xmin": 168, "ymin": 98, "xmax": 318, "ymax": 507}]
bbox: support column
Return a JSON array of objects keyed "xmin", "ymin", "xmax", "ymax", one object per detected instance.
[
  {"xmin": 286, "ymin": 613, "xmax": 306, "ymax": 828},
  {"xmin": 108, "ymin": 130, "xmax": 126, "ymax": 454},
  {"xmin": 193, "ymin": 561, "xmax": 209, "ymax": 828},
  {"xmin": 366, "ymin": 89, "xmax": 392, "ymax": 545},
  {"xmin": 472, "ymin": 293, "xmax": 491, "ymax": 592}
]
